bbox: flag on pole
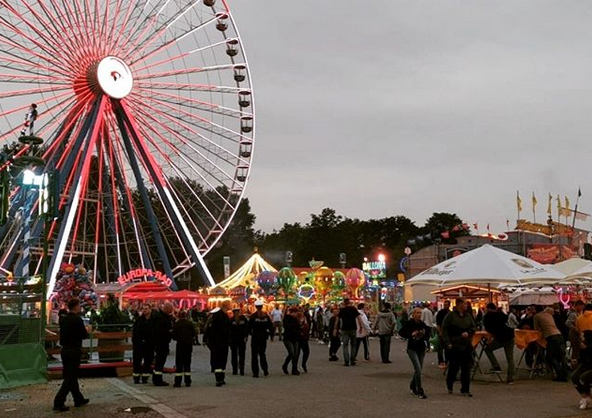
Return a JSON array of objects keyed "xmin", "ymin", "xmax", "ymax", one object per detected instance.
[
  {"xmin": 532, "ymin": 192, "xmax": 537, "ymax": 209},
  {"xmin": 547, "ymin": 193, "xmax": 552, "ymax": 215},
  {"xmin": 516, "ymin": 191, "xmax": 522, "ymax": 213},
  {"xmin": 506, "ymin": 219, "xmax": 510, "ymax": 229},
  {"xmin": 579, "ymin": 188, "xmax": 582, "ymax": 198},
  {"xmin": 565, "ymin": 196, "xmax": 571, "ymax": 210},
  {"xmin": 557, "ymin": 194, "xmax": 561, "ymax": 215}
]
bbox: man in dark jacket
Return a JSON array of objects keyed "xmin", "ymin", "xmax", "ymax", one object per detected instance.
[
  {"xmin": 172, "ymin": 310, "xmax": 196, "ymax": 387},
  {"xmin": 442, "ymin": 298, "xmax": 476, "ymax": 396},
  {"xmin": 229, "ymin": 307, "xmax": 249, "ymax": 376},
  {"xmin": 152, "ymin": 302, "xmax": 174, "ymax": 386},
  {"xmin": 248, "ymin": 300, "xmax": 274, "ymax": 377},
  {"xmin": 132, "ymin": 303, "xmax": 154, "ymax": 384},
  {"xmin": 53, "ymin": 298, "xmax": 89, "ymax": 412},
  {"xmin": 483, "ymin": 303, "xmax": 515, "ymax": 383},
  {"xmin": 205, "ymin": 301, "xmax": 231, "ymax": 386}
]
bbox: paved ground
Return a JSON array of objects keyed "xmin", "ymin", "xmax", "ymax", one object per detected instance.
[{"xmin": 0, "ymin": 337, "xmax": 588, "ymax": 418}]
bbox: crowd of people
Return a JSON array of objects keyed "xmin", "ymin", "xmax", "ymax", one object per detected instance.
[{"xmin": 52, "ymin": 295, "xmax": 592, "ymax": 412}]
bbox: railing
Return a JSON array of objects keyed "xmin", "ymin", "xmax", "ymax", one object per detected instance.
[{"xmin": 45, "ymin": 325, "xmax": 133, "ymax": 363}]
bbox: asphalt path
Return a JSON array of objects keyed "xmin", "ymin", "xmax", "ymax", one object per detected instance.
[{"xmin": 1, "ymin": 337, "xmax": 588, "ymax": 418}]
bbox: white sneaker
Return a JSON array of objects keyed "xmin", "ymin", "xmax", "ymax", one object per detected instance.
[{"xmin": 579, "ymin": 398, "xmax": 589, "ymax": 410}]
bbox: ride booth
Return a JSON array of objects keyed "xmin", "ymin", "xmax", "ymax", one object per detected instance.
[{"xmin": 0, "ymin": 276, "xmax": 46, "ymax": 389}]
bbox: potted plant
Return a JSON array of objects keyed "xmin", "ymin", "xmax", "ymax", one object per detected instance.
[{"xmin": 94, "ymin": 294, "xmax": 132, "ymax": 362}]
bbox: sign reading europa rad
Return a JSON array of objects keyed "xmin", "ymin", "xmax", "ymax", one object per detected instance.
[{"xmin": 117, "ymin": 268, "xmax": 173, "ymax": 287}]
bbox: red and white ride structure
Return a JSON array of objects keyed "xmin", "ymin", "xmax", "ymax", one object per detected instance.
[{"xmin": 0, "ymin": 0, "xmax": 255, "ymax": 294}]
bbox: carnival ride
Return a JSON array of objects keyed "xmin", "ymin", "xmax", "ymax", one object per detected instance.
[{"xmin": 0, "ymin": 0, "xmax": 255, "ymax": 295}]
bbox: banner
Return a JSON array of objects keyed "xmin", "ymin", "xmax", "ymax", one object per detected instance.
[
  {"xmin": 516, "ymin": 219, "xmax": 574, "ymax": 237},
  {"xmin": 559, "ymin": 207, "xmax": 590, "ymax": 221},
  {"xmin": 528, "ymin": 244, "xmax": 577, "ymax": 264}
]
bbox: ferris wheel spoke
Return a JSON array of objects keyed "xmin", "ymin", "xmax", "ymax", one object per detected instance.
[
  {"xmin": 131, "ymin": 91, "xmax": 248, "ymax": 146},
  {"xmin": 134, "ymin": 63, "xmax": 241, "ymax": 81},
  {"xmin": 0, "ymin": 73, "xmax": 69, "ymax": 85},
  {"xmin": 133, "ymin": 38, "xmax": 230, "ymax": 74},
  {"xmin": 0, "ymin": 93, "xmax": 77, "ymax": 142},
  {"xmin": 0, "ymin": 48, "xmax": 72, "ymax": 78},
  {"xmin": 134, "ymin": 85, "xmax": 245, "ymax": 118},
  {"xmin": 129, "ymin": 106, "xmax": 238, "ymax": 215},
  {"xmin": 135, "ymin": 81, "xmax": 241, "ymax": 94},
  {"xmin": 126, "ymin": 10, "xmax": 218, "ymax": 66},
  {"xmin": 0, "ymin": 89, "xmax": 72, "ymax": 121},
  {"xmin": 128, "ymin": 95, "xmax": 247, "ymax": 170},
  {"xmin": 0, "ymin": 31, "xmax": 68, "ymax": 73},
  {"xmin": 111, "ymin": 0, "xmax": 160, "ymax": 58},
  {"xmin": 108, "ymin": 0, "xmax": 145, "ymax": 57},
  {"xmin": 0, "ymin": 4, "xmax": 71, "ymax": 62},
  {"xmin": 2, "ymin": 0, "xmax": 82, "ymax": 69}
]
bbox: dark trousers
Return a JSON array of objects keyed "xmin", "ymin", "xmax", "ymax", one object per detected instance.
[
  {"xmin": 132, "ymin": 343, "xmax": 154, "ymax": 381},
  {"xmin": 355, "ymin": 337, "xmax": 369, "ymax": 360},
  {"xmin": 299, "ymin": 340, "xmax": 310, "ymax": 368},
  {"xmin": 210, "ymin": 343, "xmax": 229, "ymax": 371},
  {"xmin": 379, "ymin": 335, "xmax": 392, "ymax": 362},
  {"xmin": 153, "ymin": 344, "xmax": 169, "ymax": 384},
  {"xmin": 446, "ymin": 346, "xmax": 472, "ymax": 393},
  {"xmin": 230, "ymin": 340, "xmax": 246, "ymax": 374},
  {"xmin": 210, "ymin": 343, "xmax": 229, "ymax": 384},
  {"xmin": 329, "ymin": 337, "xmax": 341, "ymax": 358},
  {"xmin": 572, "ymin": 364, "xmax": 592, "ymax": 395},
  {"xmin": 174, "ymin": 343, "xmax": 192, "ymax": 384},
  {"xmin": 54, "ymin": 348, "xmax": 84, "ymax": 407},
  {"xmin": 546, "ymin": 335, "xmax": 568, "ymax": 380},
  {"xmin": 251, "ymin": 338, "xmax": 269, "ymax": 376},
  {"xmin": 283, "ymin": 340, "xmax": 300, "ymax": 372}
]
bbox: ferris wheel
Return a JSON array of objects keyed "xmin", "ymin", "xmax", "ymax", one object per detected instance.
[{"xmin": 0, "ymin": 0, "xmax": 255, "ymax": 293}]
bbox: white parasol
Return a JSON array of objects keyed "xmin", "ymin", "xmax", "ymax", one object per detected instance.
[{"xmin": 405, "ymin": 244, "xmax": 564, "ymax": 287}]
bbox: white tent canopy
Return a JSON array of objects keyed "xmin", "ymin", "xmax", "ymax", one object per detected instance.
[
  {"xmin": 561, "ymin": 261, "xmax": 592, "ymax": 285},
  {"xmin": 406, "ymin": 244, "xmax": 564, "ymax": 287},
  {"xmin": 508, "ymin": 287, "xmax": 558, "ymax": 306},
  {"xmin": 552, "ymin": 258, "xmax": 592, "ymax": 276}
]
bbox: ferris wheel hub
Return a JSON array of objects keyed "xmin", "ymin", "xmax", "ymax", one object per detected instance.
[{"xmin": 96, "ymin": 56, "xmax": 133, "ymax": 99}]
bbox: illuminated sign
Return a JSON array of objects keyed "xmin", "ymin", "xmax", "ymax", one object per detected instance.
[
  {"xmin": 117, "ymin": 268, "xmax": 172, "ymax": 287},
  {"xmin": 362, "ymin": 260, "xmax": 386, "ymax": 280}
]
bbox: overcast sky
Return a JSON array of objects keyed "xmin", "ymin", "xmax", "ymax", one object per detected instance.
[{"xmin": 230, "ymin": 1, "xmax": 592, "ymax": 235}]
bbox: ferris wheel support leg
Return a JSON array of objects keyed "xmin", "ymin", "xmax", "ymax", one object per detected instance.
[
  {"xmin": 114, "ymin": 100, "xmax": 216, "ymax": 287},
  {"xmin": 113, "ymin": 104, "xmax": 178, "ymax": 290},
  {"xmin": 46, "ymin": 96, "xmax": 107, "ymax": 297}
]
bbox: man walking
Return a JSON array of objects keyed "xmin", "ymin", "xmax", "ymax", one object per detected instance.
[
  {"xmin": 535, "ymin": 305, "xmax": 568, "ymax": 382},
  {"xmin": 205, "ymin": 301, "xmax": 231, "ymax": 386},
  {"xmin": 152, "ymin": 302, "xmax": 174, "ymax": 386},
  {"xmin": 333, "ymin": 298, "xmax": 363, "ymax": 366},
  {"xmin": 270, "ymin": 304, "xmax": 283, "ymax": 341},
  {"xmin": 53, "ymin": 298, "xmax": 89, "ymax": 412},
  {"xmin": 483, "ymin": 303, "xmax": 515, "ymax": 383},
  {"xmin": 132, "ymin": 303, "xmax": 154, "ymax": 384},
  {"xmin": 435, "ymin": 300, "xmax": 451, "ymax": 369},
  {"xmin": 442, "ymin": 298, "xmax": 476, "ymax": 396},
  {"xmin": 374, "ymin": 302, "xmax": 396, "ymax": 363},
  {"xmin": 248, "ymin": 300, "xmax": 274, "ymax": 377},
  {"xmin": 230, "ymin": 307, "xmax": 249, "ymax": 376}
]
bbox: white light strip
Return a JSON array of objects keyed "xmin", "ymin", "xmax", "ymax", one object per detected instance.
[{"xmin": 162, "ymin": 186, "xmax": 215, "ymax": 286}]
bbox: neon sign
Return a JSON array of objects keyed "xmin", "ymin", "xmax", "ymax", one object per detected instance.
[
  {"xmin": 362, "ymin": 260, "xmax": 386, "ymax": 280},
  {"xmin": 117, "ymin": 268, "xmax": 173, "ymax": 287}
]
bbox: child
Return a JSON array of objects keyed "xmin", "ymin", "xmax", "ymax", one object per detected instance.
[
  {"xmin": 171, "ymin": 310, "xmax": 195, "ymax": 387},
  {"xmin": 573, "ymin": 330, "xmax": 592, "ymax": 409}
]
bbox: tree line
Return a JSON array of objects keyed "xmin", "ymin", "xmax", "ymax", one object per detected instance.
[{"xmin": 204, "ymin": 203, "xmax": 469, "ymax": 285}]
